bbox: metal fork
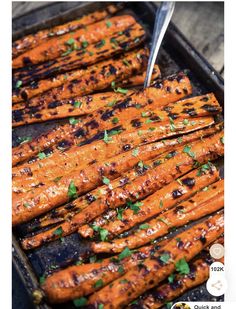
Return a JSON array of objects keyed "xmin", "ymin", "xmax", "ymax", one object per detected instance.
[{"xmin": 144, "ymin": 2, "xmax": 175, "ymax": 88}]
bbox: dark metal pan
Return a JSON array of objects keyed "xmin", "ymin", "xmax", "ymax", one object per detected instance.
[{"xmin": 12, "ymin": 2, "xmax": 224, "ymax": 308}]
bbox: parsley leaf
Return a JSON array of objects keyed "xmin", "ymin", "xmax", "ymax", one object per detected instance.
[
  {"xmin": 183, "ymin": 145, "xmax": 195, "ymax": 158},
  {"xmin": 68, "ymin": 181, "xmax": 78, "ymax": 199},
  {"xmin": 118, "ymin": 247, "xmax": 132, "ymax": 260},
  {"xmin": 102, "ymin": 176, "xmax": 110, "ymax": 185},
  {"xmin": 175, "ymin": 258, "xmax": 190, "ymax": 275},
  {"xmin": 73, "ymin": 297, "xmax": 87, "ymax": 307},
  {"xmin": 139, "ymin": 223, "xmax": 150, "ymax": 230},
  {"xmin": 159, "ymin": 253, "xmax": 170, "ymax": 264},
  {"xmin": 16, "ymin": 80, "xmax": 22, "ymax": 88},
  {"xmin": 53, "ymin": 227, "xmax": 63, "ymax": 237},
  {"xmin": 114, "ymin": 87, "xmax": 128, "ymax": 94},
  {"xmin": 132, "ymin": 148, "xmax": 139, "ymax": 157},
  {"xmin": 106, "ymin": 20, "xmax": 112, "ymax": 28},
  {"xmin": 69, "ymin": 117, "xmax": 79, "ymax": 125},
  {"xmin": 74, "ymin": 101, "xmax": 82, "ymax": 108},
  {"xmin": 94, "ymin": 279, "xmax": 104, "ymax": 288}
]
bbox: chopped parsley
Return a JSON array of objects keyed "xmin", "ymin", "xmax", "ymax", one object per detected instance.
[
  {"xmin": 220, "ymin": 136, "xmax": 224, "ymax": 144},
  {"xmin": 53, "ymin": 226, "xmax": 63, "ymax": 237},
  {"xmin": 74, "ymin": 101, "xmax": 82, "ymax": 108},
  {"xmin": 102, "ymin": 176, "xmax": 110, "ymax": 185},
  {"xmin": 117, "ymin": 208, "xmax": 124, "ymax": 220},
  {"xmin": 94, "ymin": 279, "xmax": 104, "ymax": 288},
  {"xmin": 39, "ymin": 275, "xmax": 45, "ymax": 285},
  {"xmin": 159, "ymin": 253, "xmax": 170, "ymax": 264},
  {"xmin": 118, "ymin": 265, "xmax": 124, "ymax": 273},
  {"xmin": 175, "ymin": 258, "xmax": 190, "ymax": 275},
  {"xmin": 183, "ymin": 119, "xmax": 189, "ymax": 125},
  {"xmin": 139, "ymin": 223, "xmax": 150, "ymax": 230},
  {"xmin": 16, "ymin": 80, "xmax": 22, "ymax": 88},
  {"xmin": 68, "ymin": 180, "xmax": 78, "ymax": 199},
  {"xmin": 158, "ymin": 217, "xmax": 170, "ymax": 225},
  {"xmin": 103, "ymin": 130, "xmax": 112, "ymax": 143},
  {"xmin": 118, "ymin": 247, "xmax": 132, "ymax": 260},
  {"xmin": 141, "ymin": 111, "xmax": 150, "ymax": 118},
  {"xmin": 107, "ymin": 99, "xmax": 117, "ymax": 107},
  {"xmin": 197, "ymin": 163, "xmax": 211, "ymax": 176},
  {"xmin": 169, "ymin": 117, "xmax": 176, "ymax": 131},
  {"xmin": 127, "ymin": 201, "xmax": 143, "ymax": 214},
  {"xmin": 159, "ymin": 200, "xmax": 163, "ymax": 208},
  {"xmin": 73, "ymin": 297, "xmax": 87, "ymax": 307},
  {"xmin": 38, "ymin": 152, "xmax": 47, "ymax": 160},
  {"xmin": 112, "ymin": 117, "xmax": 119, "ymax": 124},
  {"xmin": 106, "ymin": 20, "xmax": 112, "ymax": 28},
  {"xmin": 132, "ymin": 148, "xmax": 139, "ymax": 157},
  {"xmin": 69, "ymin": 117, "xmax": 79, "ymax": 125},
  {"xmin": 98, "ymin": 304, "xmax": 104, "ymax": 309},
  {"xmin": 177, "ymin": 137, "xmax": 183, "ymax": 143},
  {"xmin": 96, "ymin": 39, "xmax": 106, "ymax": 48},
  {"xmin": 81, "ymin": 40, "xmax": 88, "ymax": 48},
  {"xmin": 92, "ymin": 225, "xmax": 109, "ymax": 241},
  {"xmin": 168, "ymin": 274, "xmax": 175, "ymax": 283},
  {"xmin": 18, "ymin": 136, "xmax": 32, "ymax": 144},
  {"xmin": 114, "ymin": 87, "xmax": 128, "ymax": 94},
  {"xmin": 183, "ymin": 145, "xmax": 195, "ymax": 158},
  {"xmin": 23, "ymin": 202, "xmax": 30, "ymax": 208},
  {"xmin": 66, "ymin": 38, "xmax": 75, "ymax": 45}
]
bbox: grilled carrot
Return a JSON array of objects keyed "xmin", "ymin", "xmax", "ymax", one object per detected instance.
[
  {"xmin": 13, "ymin": 89, "xmax": 220, "ymax": 127},
  {"xmin": 88, "ymin": 212, "xmax": 224, "ymax": 308},
  {"xmin": 130, "ymin": 252, "xmax": 224, "ymax": 308},
  {"xmin": 13, "ymin": 117, "xmax": 214, "ymax": 193},
  {"xmin": 13, "ymin": 22, "xmax": 145, "ymax": 89},
  {"xmin": 12, "ymin": 94, "xmax": 220, "ymax": 185},
  {"xmin": 20, "ymin": 130, "xmax": 224, "ymax": 247},
  {"xmin": 79, "ymin": 163, "xmax": 220, "ymax": 239},
  {"xmin": 12, "ymin": 72, "xmax": 192, "ymax": 165},
  {"xmin": 13, "ymin": 15, "xmax": 136, "ymax": 68},
  {"xmin": 91, "ymin": 179, "xmax": 224, "ymax": 254},
  {"xmin": 42, "ymin": 239, "xmax": 169, "ymax": 303},
  {"xmin": 12, "ymin": 4, "xmax": 123, "ymax": 58},
  {"xmin": 12, "ymin": 64, "xmax": 160, "ymax": 105},
  {"xmin": 28, "ymin": 123, "xmax": 223, "ymax": 231},
  {"xmin": 12, "ymin": 47, "xmax": 151, "ymax": 126}
]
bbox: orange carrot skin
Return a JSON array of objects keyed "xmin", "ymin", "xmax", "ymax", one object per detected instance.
[
  {"xmin": 13, "ymin": 15, "xmax": 136, "ymax": 68},
  {"xmin": 88, "ymin": 213, "xmax": 224, "ymax": 308},
  {"xmin": 27, "ymin": 123, "xmax": 222, "ymax": 232},
  {"xmin": 12, "ymin": 93, "xmax": 220, "ymax": 189},
  {"xmin": 42, "ymin": 240, "xmax": 168, "ymax": 304},
  {"xmin": 12, "ymin": 4, "xmax": 123, "ymax": 58},
  {"xmin": 20, "ymin": 130, "xmax": 223, "ymax": 248},
  {"xmin": 13, "ymin": 22, "xmax": 145, "ymax": 89},
  {"xmin": 133, "ymin": 252, "xmax": 224, "ymax": 308},
  {"xmin": 13, "ymin": 117, "xmax": 218, "ymax": 225},
  {"xmin": 91, "ymin": 180, "xmax": 224, "ymax": 253},
  {"xmin": 12, "ymin": 72, "xmax": 192, "ymax": 166},
  {"xmin": 80, "ymin": 164, "xmax": 220, "ymax": 239}
]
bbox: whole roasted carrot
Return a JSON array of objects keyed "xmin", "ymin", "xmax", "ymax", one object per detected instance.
[
  {"xmin": 91, "ymin": 179, "xmax": 224, "ymax": 253},
  {"xmin": 12, "ymin": 72, "xmax": 192, "ymax": 166},
  {"xmin": 13, "ymin": 117, "xmax": 214, "ymax": 193},
  {"xmin": 26, "ymin": 123, "xmax": 223, "ymax": 232},
  {"xmin": 13, "ymin": 22, "xmax": 145, "ymax": 89},
  {"xmin": 13, "ymin": 15, "xmax": 136, "ymax": 68},
  {"xmin": 19, "ymin": 130, "xmax": 224, "ymax": 246},
  {"xmin": 42, "ymin": 239, "xmax": 168, "ymax": 303},
  {"xmin": 12, "ymin": 4, "xmax": 123, "ymax": 58},
  {"xmin": 88, "ymin": 212, "xmax": 224, "ymax": 308},
  {"xmin": 79, "ymin": 163, "xmax": 220, "ymax": 239}
]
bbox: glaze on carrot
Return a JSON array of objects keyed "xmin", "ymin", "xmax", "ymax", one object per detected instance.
[
  {"xmin": 13, "ymin": 15, "xmax": 136, "ymax": 68},
  {"xmin": 88, "ymin": 212, "xmax": 224, "ymax": 308},
  {"xmin": 12, "ymin": 72, "xmax": 192, "ymax": 165},
  {"xmin": 12, "ymin": 4, "xmax": 123, "ymax": 58},
  {"xmin": 91, "ymin": 179, "xmax": 224, "ymax": 254}
]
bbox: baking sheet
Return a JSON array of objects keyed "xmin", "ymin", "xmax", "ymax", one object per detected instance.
[{"xmin": 12, "ymin": 2, "xmax": 224, "ymax": 308}]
